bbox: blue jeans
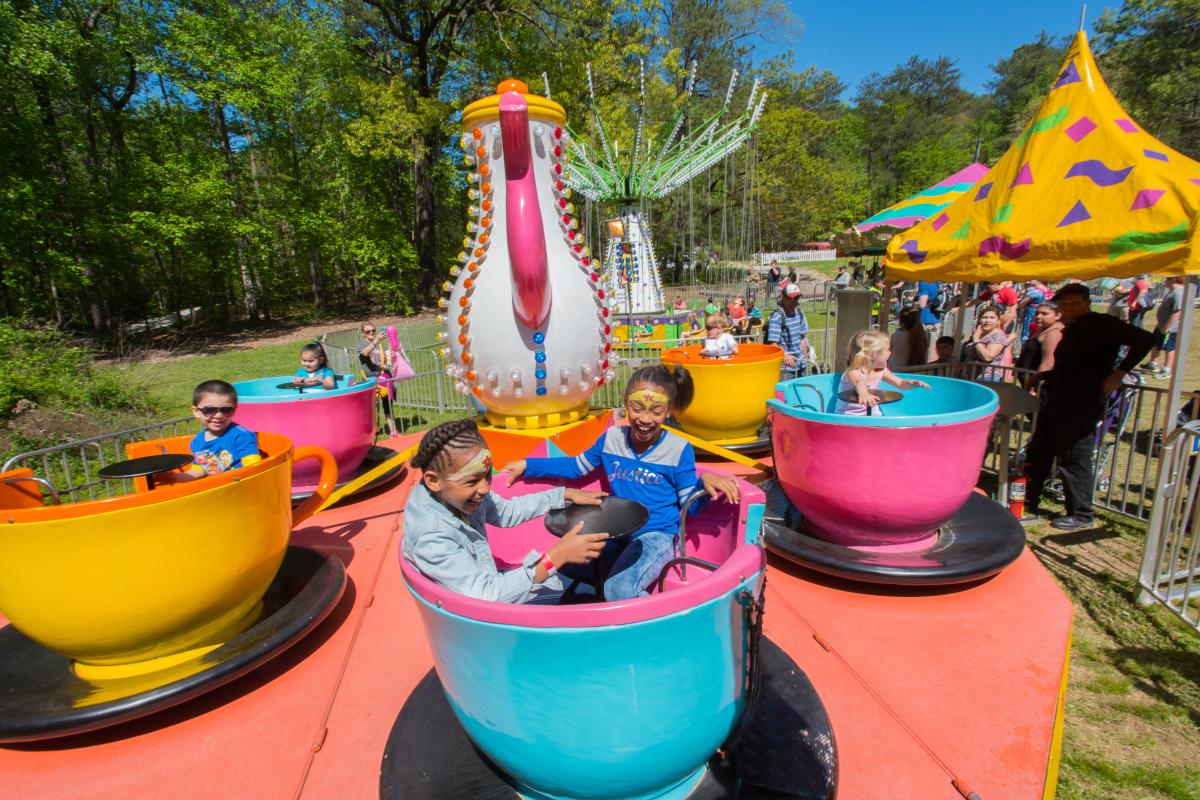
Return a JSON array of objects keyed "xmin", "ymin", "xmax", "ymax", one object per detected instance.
[
  {"xmin": 605, "ymin": 531, "xmax": 677, "ymax": 600},
  {"xmin": 561, "ymin": 531, "xmax": 677, "ymax": 601}
]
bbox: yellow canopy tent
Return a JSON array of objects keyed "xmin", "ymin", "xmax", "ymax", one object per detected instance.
[{"xmin": 885, "ymin": 31, "xmax": 1200, "ymax": 283}]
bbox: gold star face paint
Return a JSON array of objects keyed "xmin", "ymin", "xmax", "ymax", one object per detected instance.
[{"xmin": 633, "ymin": 389, "xmax": 668, "ymax": 406}]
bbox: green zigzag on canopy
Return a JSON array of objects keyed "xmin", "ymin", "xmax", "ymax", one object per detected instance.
[
  {"xmin": 1108, "ymin": 223, "xmax": 1188, "ymax": 261},
  {"xmin": 1015, "ymin": 105, "xmax": 1070, "ymax": 146}
]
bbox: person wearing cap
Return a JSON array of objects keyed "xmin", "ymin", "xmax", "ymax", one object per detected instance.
[{"xmin": 765, "ymin": 283, "xmax": 812, "ymax": 377}]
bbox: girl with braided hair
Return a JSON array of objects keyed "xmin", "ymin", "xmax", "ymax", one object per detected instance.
[
  {"xmin": 502, "ymin": 365, "xmax": 741, "ymax": 601},
  {"xmin": 402, "ymin": 419, "xmax": 609, "ymax": 603}
]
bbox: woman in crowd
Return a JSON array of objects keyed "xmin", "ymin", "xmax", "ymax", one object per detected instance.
[
  {"xmin": 1017, "ymin": 301, "xmax": 1064, "ymax": 392},
  {"xmin": 888, "ymin": 308, "xmax": 929, "ymax": 371}
]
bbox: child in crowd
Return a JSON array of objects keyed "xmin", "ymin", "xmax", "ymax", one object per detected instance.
[
  {"xmin": 161, "ymin": 380, "xmax": 261, "ymax": 483},
  {"xmin": 934, "ymin": 336, "xmax": 956, "ymax": 364},
  {"xmin": 700, "ymin": 313, "xmax": 739, "ymax": 359},
  {"xmin": 402, "ymin": 419, "xmax": 609, "ymax": 603},
  {"xmin": 294, "ymin": 342, "xmax": 336, "ymax": 389},
  {"xmin": 835, "ymin": 330, "xmax": 930, "ymax": 416},
  {"xmin": 503, "ymin": 365, "xmax": 741, "ymax": 600}
]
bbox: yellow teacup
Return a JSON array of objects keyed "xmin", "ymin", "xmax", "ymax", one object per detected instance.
[
  {"xmin": 0, "ymin": 432, "xmax": 335, "ymax": 678},
  {"xmin": 661, "ymin": 344, "xmax": 784, "ymax": 442}
]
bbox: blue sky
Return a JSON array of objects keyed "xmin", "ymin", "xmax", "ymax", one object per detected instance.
[{"xmin": 758, "ymin": 1, "xmax": 1113, "ymax": 96}]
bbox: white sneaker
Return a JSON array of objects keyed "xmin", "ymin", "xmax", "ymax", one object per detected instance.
[{"xmin": 1160, "ymin": 368, "xmax": 1171, "ymax": 378}]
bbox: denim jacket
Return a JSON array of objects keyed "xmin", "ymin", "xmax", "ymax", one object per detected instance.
[{"xmin": 402, "ymin": 482, "xmax": 566, "ymax": 603}]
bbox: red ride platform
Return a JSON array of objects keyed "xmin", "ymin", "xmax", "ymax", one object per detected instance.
[{"xmin": 0, "ymin": 434, "xmax": 1071, "ymax": 799}]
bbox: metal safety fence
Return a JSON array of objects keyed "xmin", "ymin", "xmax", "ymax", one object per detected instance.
[
  {"xmin": 2, "ymin": 416, "xmax": 199, "ymax": 504},
  {"xmin": 1138, "ymin": 420, "xmax": 1200, "ymax": 634}
]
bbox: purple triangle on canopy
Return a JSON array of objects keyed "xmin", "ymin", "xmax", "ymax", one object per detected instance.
[
  {"xmin": 1056, "ymin": 200, "xmax": 1091, "ymax": 228},
  {"xmin": 1130, "ymin": 189, "xmax": 1166, "ymax": 210},
  {"xmin": 1010, "ymin": 163, "xmax": 1034, "ymax": 187},
  {"xmin": 1052, "ymin": 62, "xmax": 1081, "ymax": 89}
]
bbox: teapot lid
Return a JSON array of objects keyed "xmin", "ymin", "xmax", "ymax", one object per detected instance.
[{"xmin": 462, "ymin": 78, "xmax": 566, "ymax": 128}]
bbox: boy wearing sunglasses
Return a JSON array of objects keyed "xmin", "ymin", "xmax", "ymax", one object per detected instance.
[{"xmin": 161, "ymin": 380, "xmax": 261, "ymax": 483}]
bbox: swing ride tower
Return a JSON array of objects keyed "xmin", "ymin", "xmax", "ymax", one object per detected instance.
[{"xmin": 566, "ymin": 62, "xmax": 768, "ymax": 315}]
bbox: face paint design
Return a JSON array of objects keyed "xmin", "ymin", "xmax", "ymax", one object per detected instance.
[{"xmin": 446, "ymin": 448, "xmax": 493, "ymax": 482}]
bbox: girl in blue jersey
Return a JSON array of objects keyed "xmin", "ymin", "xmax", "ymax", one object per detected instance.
[
  {"xmin": 294, "ymin": 342, "xmax": 336, "ymax": 389},
  {"xmin": 502, "ymin": 365, "xmax": 740, "ymax": 601}
]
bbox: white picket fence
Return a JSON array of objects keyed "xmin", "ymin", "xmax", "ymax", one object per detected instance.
[{"xmin": 758, "ymin": 250, "xmax": 838, "ymax": 265}]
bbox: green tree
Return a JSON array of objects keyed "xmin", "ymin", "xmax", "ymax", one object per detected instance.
[
  {"xmin": 853, "ymin": 56, "xmax": 979, "ymax": 215},
  {"xmin": 984, "ymin": 32, "xmax": 1068, "ymax": 157},
  {"xmin": 1095, "ymin": 0, "xmax": 1200, "ymax": 157}
]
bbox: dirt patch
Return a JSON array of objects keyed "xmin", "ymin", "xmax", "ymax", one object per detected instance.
[
  {"xmin": 1, "ymin": 404, "xmax": 113, "ymax": 456},
  {"xmin": 98, "ymin": 312, "xmax": 438, "ymax": 366}
]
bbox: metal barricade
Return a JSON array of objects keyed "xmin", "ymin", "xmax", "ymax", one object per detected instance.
[
  {"xmin": 1, "ymin": 416, "xmax": 200, "ymax": 503},
  {"xmin": 1137, "ymin": 420, "xmax": 1200, "ymax": 634}
]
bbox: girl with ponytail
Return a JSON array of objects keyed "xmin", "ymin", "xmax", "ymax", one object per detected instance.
[{"xmin": 502, "ymin": 365, "xmax": 741, "ymax": 601}]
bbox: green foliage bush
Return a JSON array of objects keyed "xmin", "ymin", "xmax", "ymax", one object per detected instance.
[{"xmin": 0, "ymin": 321, "xmax": 161, "ymax": 421}]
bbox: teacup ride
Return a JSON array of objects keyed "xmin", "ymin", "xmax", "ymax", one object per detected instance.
[
  {"xmin": 385, "ymin": 451, "xmax": 838, "ymax": 800},
  {"xmin": 764, "ymin": 373, "xmax": 1026, "ymax": 585},
  {"xmin": 233, "ymin": 376, "xmax": 405, "ymax": 502},
  {"xmin": 660, "ymin": 344, "xmax": 784, "ymax": 455},
  {"xmin": 0, "ymin": 432, "xmax": 346, "ymax": 742}
]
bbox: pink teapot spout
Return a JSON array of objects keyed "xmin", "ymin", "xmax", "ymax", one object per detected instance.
[{"xmin": 499, "ymin": 91, "xmax": 551, "ymax": 330}]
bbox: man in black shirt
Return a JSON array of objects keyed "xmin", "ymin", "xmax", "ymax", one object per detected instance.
[{"xmin": 1024, "ymin": 283, "xmax": 1156, "ymax": 530}]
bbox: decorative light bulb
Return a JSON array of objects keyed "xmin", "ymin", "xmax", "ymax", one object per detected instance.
[
  {"xmin": 437, "ymin": 297, "xmax": 447, "ymax": 308},
  {"xmin": 581, "ymin": 246, "xmax": 590, "ymax": 257},
  {"xmin": 533, "ymin": 124, "xmax": 544, "ymax": 137},
  {"xmin": 462, "ymin": 237, "xmax": 470, "ymax": 248},
  {"xmin": 445, "ymin": 364, "xmax": 457, "ymax": 377},
  {"xmin": 581, "ymin": 364, "xmax": 594, "ymax": 377},
  {"xmin": 605, "ymin": 369, "xmax": 616, "ymax": 382},
  {"xmin": 468, "ymin": 172, "xmax": 479, "ymax": 183},
  {"xmin": 513, "ymin": 387, "xmax": 524, "ymax": 399},
  {"xmin": 491, "ymin": 387, "xmax": 502, "ymax": 398},
  {"xmin": 468, "ymin": 188, "xmax": 478, "ymax": 200},
  {"xmin": 460, "ymin": 134, "xmax": 471, "ymax": 148},
  {"xmin": 439, "ymin": 347, "xmax": 450, "ymax": 359},
  {"xmin": 560, "ymin": 366, "xmax": 572, "ymax": 380},
  {"xmin": 449, "ymin": 266, "xmax": 461, "ymax": 277},
  {"xmin": 466, "ymin": 221, "xmax": 476, "ymax": 233},
  {"xmin": 455, "ymin": 380, "xmax": 468, "ymax": 394},
  {"xmin": 489, "ymin": 124, "xmax": 499, "ymax": 137},
  {"xmin": 436, "ymin": 331, "xmax": 446, "ymax": 342},
  {"xmin": 442, "ymin": 280, "xmax": 453, "ymax": 292},
  {"xmin": 566, "ymin": 203, "xmax": 575, "ymax": 214},
  {"xmin": 511, "ymin": 369, "xmax": 522, "ymax": 385},
  {"xmin": 578, "ymin": 381, "xmax": 589, "ymax": 392}
]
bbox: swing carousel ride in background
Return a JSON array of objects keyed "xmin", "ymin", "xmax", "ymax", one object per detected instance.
[{"xmin": 569, "ymin": 60, "xmax": 767, "ymax": 333}]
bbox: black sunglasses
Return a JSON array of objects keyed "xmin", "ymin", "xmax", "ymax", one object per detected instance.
[{"xmin": 198, "ymin": 405, "xmax": 236, "ymax": 417}]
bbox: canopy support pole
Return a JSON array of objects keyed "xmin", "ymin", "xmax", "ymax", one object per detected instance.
[
  {"xmin": 1161, "ymin": 277, "xmax": 1196, "ymax": 438},
  {"xmin": 953, "ymin": 283, "xmax": 968, "ymax": 363},
  {"xmin": 1078, "ymin": 3, "xmax": 1087, "ymax": 31}
]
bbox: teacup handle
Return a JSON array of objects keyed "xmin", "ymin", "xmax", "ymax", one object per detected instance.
[{"xmin": 291, "ymin": 445, "xmax": 338, "ymax": 526}]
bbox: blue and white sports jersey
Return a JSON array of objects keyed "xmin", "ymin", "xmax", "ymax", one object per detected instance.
[{"xmin": 523, "ymin": 427, "xmax": 704, "ymax": 537}]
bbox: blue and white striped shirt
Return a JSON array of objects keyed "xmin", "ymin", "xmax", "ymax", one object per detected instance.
[{"xmin": 765, "ymin": 306, "xmax": 809, "ymax": 364}]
